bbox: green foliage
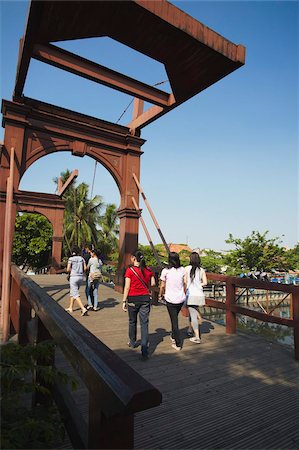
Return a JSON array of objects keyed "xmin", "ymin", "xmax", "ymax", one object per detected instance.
[
  {"xmin": 284, "ymin": 243, "xmax": 299, "ymax": 270},
  {"xmin": 224, "ymin": 230, "xmax": 288, "ymax": 275},
  {"xmin": 98, "ymin": 203, "xmax": 119, "ymax": 260},
  {"xmin": 54, "ymin": 170, "xmax": 120, "ymax": 260},
  {"xmin": 12, "ymin": 214, "xmax": 52, "ymax": 270},
  {"xmin": 1, "ymin": 341, "xmax": 77, "ymax": 449},
  {"xmin": 138, "ymin": 244, "xmax": 166, "ymax": 267},
  {"xmin": 201, "ymin": 249, "xmax": 225, "ymax": 273}
]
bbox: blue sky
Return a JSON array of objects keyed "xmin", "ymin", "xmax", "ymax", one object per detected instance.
[{"xmin": 1, "ymin": 1, "xmax": 298, "ymax": 251}]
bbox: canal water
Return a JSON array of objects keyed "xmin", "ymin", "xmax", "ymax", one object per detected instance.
[{"xmin": 202, "ymin": 305, "xmax": 294, "ymax": 348}]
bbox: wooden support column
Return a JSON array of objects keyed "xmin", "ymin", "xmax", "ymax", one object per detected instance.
[
  {"xmin": 1, "ymin": 148, "xmax": 15, "ymax": 341},
  {"xmin": 116, "ymin": 207, "xmax": 140, "ymax": 292},
  {"xmin": 292, "ymin": 289, "xmax": 299, "ymax": 361},
  {"xmin": 88, "ymin": 391, "xmax": 134, "ymax": 449},
  {"xmin": 10, "ymin": 276, "xmax": 21, "ymax": 334},
  {"xmin": 226, "ymin": 279, "xmax": 236, "ymax": 334}
]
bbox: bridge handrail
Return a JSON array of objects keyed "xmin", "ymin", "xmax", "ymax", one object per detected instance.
[
  {"xmin": 205, "ymin": 272, "xmax": 299, "ymax": 360},
  {"xmin": 10, "ymin": 264, "xmax": 162, "ymax": 449}
]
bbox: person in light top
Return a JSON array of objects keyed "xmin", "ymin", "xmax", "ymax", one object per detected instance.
[
  {"xmin": 86, "ymin": 249, "xmax": 103, "ymax": 311},
  {"xmin": 65, "ymin": 246, "xmax": 88, "ymax": 316},
  {"xmin": 122, "ymin": 250, "xmax": 155, "ymax": 360},
  {"xmin": 159, "ymin": 252, "xmax": 186, "ymax": 351},
  {"xmin": 185, "ymin": 252, "xmax": 207, "ymax": 343}
]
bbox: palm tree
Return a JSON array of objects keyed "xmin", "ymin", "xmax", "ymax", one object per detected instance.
[
  {"xmin": 98, "ymin": 203, "xmax": 119, "ymax": 259},
  {"xmin": 64, "ymin": 182, "xmax": 103, "ymax": 250},
  {"xmin": 53, "ymin": 170, "xmax": 104, "ymax": 255}
]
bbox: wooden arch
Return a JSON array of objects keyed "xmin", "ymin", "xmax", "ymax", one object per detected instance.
[
  {"xmin": 0, "ymin": 97, "xmax": 146, "ymax": 290},
  {"xmin": 1, "ymin": 0, "xmax": 245, "ymax": 298}
]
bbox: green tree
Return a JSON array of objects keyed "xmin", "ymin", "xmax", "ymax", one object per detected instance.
[
  {"xmin": 224, "ymin": 230, "xmax": 288, "ymax": 275},
  {"xmin": 201, "ymin": 249, "xmax": 225, "ymax": 273},
  {"xmin": 12, "ymin": 213, "xmax": 52, "ymax": 271},
  {"xmin": 54, "ymin": 170, "xmax": 104, "ymax": 255},
  {"xmin": 284, "ymin": 243, "xmax": 299, "ymax": 270},
  {"xmin": 98, "ymin": 203, "xmax": 119, "ymax": 260},
  {"xmin": 138, "ymin": 244, "xmax": 165, "ymax": 267}
]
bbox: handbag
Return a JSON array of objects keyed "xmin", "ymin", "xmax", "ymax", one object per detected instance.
[
  {"xmin": 129, "ymin": 267, "xmax": 152, "ymax": 301},
  {"xmin": 90, "ymin": 270, "xmax": 102, "ymax": 282},
  {"xmin": 181, "ymin": 304, "xmax": 189, "ymax": 317}
]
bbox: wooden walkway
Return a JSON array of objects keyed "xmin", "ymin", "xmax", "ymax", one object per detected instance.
[{"xmin": 34, "ymin": 275, "xmax": 299, "ymax": 450}]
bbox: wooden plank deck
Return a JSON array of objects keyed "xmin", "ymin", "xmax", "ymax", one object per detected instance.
[{"xmin": 34, "ymin": 275, "xmax": 299, "ymax": 450}]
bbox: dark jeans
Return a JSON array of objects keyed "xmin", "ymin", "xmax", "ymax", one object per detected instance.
[
  {"xmin": 128, "ymin": 296, "xmax": 151, "ymax": 356},
  {"xmin": 166, "ymin": 301, "xmax": 184, "ymax": 347}
]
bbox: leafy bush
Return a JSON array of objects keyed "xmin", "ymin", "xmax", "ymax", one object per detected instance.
[{"xmin": 1, "ymin": 341, "xmax": 77, "ymax": 449}]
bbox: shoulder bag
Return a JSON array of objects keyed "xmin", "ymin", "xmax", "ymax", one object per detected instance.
[{"xmin": 130, "ymin": 267, "xmax": 152, "ymax": 301}]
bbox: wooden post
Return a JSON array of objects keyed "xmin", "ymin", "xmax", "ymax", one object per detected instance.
[
  {"xmin": 1, "ymin": 148, "xmax": 15, "ymax": 341},
  {"xmin": 18, "ymin": 291, "xmax": 32, "ymax": 345},
  {"xmin": 226, "ymin": 279, "xmax": 236, "ymax": 334},
  {"xmin": 10, "ymin": 276, "xmax": 21, "ymax": 334},
  {"xmin": 88, "ymin": 391, "xmax": 134, "ymax": 450},
  {"xmin": 33, "ymin": 317, "xmax": 54, "ymax": 406},
  {"xmin": 292, "ymin": 289, "xmax": 299, "ymax": 360}
]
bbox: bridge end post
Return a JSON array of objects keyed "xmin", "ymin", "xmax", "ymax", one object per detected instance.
[
  {"xmin": 292, "ymin": 290, "xmax": 299, "ymax": 361},
  {"xmin": 88, "ymin": 392, "xmax": 134, "ymax": 449},
  {"xmin": 226, "ymin": 279, "xmax": 236, "ymax": 334}
]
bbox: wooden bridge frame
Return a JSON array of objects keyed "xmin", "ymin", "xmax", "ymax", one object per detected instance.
[
  {"xmin": 9, "ymin": 264, "xmax": 162, "ymax": 449},
  {"xmin": 1, "ymin": 0, "xmax": 246, "ymax": 342}
]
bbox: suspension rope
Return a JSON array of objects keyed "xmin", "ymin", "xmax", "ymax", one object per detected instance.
[
  {"xmin": 92, "ymin": 80, "xmax": 169, "ymax": 192},
  {"xmin": 116, "ymin": 79, "xmax": 169, "ymax": 124}
]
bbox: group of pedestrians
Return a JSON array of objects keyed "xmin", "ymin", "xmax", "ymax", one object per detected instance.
[
  {"xmin": 65, "ymin": 244, "xmax": 103, "ymax": 316},
  {"xmin": 122, "ymin": 249, "xmax": 207, "ymax": 360},
  {"xmin": 65, "ymin": 243, "xmax": 207, "ymax": 360}
]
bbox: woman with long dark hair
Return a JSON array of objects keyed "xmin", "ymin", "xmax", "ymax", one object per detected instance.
[
  {"xmin": 122, "ymin": 250, "xmax": 155, "ymax": 360},
  {"xmin": 159, "ymin": 252, "xmax": 186, "ymax": 351},
  {"xmin": 185, "ymin": 252, "xmax": 207, "ymax": 343}
]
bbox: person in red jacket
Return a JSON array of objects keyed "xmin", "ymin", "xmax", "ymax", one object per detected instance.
[{"xmin": 122, "ymin": 250, "xmax": 155, "ymax": 360}]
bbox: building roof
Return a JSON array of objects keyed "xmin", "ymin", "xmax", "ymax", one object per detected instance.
[{"xmin": 168, "ymin": 244, "xmax": 192, "ymax": 254}]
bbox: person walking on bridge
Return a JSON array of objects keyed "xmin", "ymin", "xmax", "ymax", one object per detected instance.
[
  {"xmin": 86, "ymin": 248, "xmax": 103, "ymax": 311},
  {"xmin": 185, "ymin": 252, "xmax": 207, "ymax": 343},
  {"xmin": 65, "ymin": 246, "xmax": 88, "ymax": 316},
  {"xmin": 122, "ymin": 250, "xmax": 155, "ymax": 360},
  {"xmin": 159, "ymin": 252, "xmax": 186, "ymax": 351}
]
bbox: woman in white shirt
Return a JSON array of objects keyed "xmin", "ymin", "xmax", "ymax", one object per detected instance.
[
  {"xmin": 159, "ymin": 252, "xmax": 186, "ymax": 351},
  {"xmin": 185, "ymin": 252, "xmax": 207, "ymax": 343}
]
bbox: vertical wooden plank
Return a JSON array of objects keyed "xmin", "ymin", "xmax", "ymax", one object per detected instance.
[
  {"xmin": 10, "ymin": 276, "xmax": 20, "ymax": 334},
  {"xmin": 18, "ymin": 291, "xmax": 32, "ymax": 345},
  {"xmin": 33, "ymin": 317, "xmax": 54, "ymax": 407},
  {"xmin": 88, "ymin": 391, "xmax": 134, "ymax": 449},
  {"xmin": 292, "ymin": 289, "xmax": 299, "ymax": 360},
  {"xmin": 226, "ymin": 279, "xmax": 236, "ymax": 334}
]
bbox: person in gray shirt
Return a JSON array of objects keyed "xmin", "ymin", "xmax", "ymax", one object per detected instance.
[{"xmin": 65, "ymin": 246, "xmax": 88, "ymax": 316}]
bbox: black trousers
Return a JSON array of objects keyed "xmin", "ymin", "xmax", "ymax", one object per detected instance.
[{"xmin": 166, "ymin": 301, "xmax": 184, "ymax": 347}]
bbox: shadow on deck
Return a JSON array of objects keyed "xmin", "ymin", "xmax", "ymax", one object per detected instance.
[{"xmin": 34, "ymin": 274, "xmax": 299, "ymax": 450}]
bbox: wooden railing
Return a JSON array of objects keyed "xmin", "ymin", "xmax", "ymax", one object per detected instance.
[
  {"xmin": 205, "ymin": 273, "xmax": 299, "ymax": 360},
  {"xmin": 9, "ymin": 265, "xmax": 162, "ymax": 449}
]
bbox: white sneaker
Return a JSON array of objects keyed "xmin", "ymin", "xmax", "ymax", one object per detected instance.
[
  {"xmin": 81, "ymin": 308, "xmax": 88, "ymax": 316},
  {"xmin": 171, "ymin": 343, "xmax": 182, "ymax": 351},
  {"xmin": 189, "ymin": 337, "xmax": 201, "ymax": 344},
  {"xmin": 65, "ymin": 307, "xmax": 73, "ymax": 313},
  {"xmin": 93, "ymin": 306, "xmax": 100, "ymax": 311}
]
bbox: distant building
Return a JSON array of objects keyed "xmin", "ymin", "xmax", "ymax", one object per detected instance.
[{"xmin": 168, "ymin": 243, "xmax": 192, "ymax": 254}]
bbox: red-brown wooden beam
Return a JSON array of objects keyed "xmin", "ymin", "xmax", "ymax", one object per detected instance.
[
  {"xmin": 57, "ymin": 169, "xmax": 78, "ymax": 197},
  {"xmin": 32, "ymin": 43, "xmax": 174, "ymax": 108}
]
